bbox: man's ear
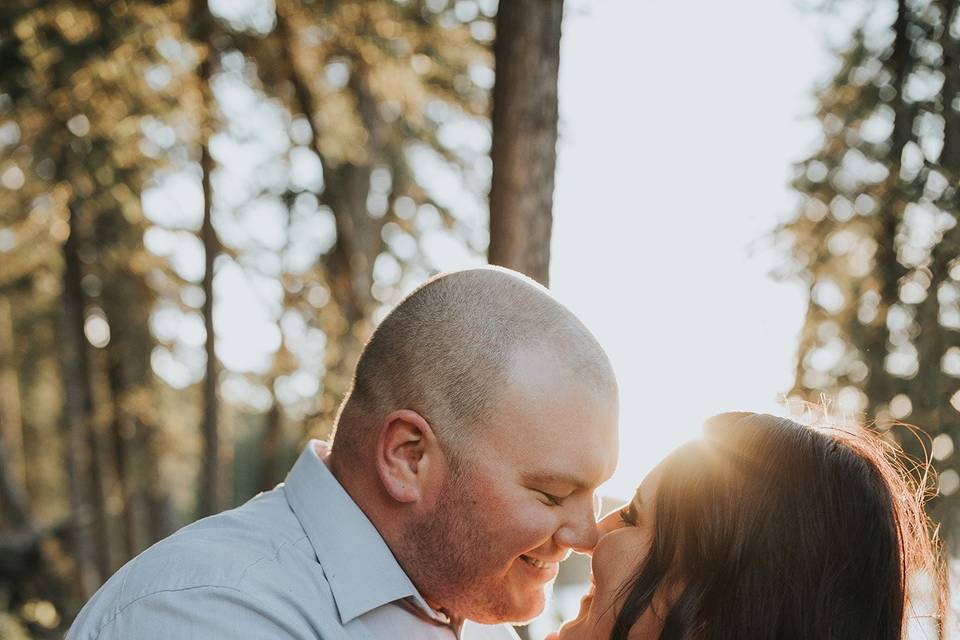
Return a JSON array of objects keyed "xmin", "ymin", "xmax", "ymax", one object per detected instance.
[{"xmin": 375, "ymin": 409, "xmax": 444, "ymax": 503}]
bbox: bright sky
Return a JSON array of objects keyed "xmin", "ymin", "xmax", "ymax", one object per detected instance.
[
  {"xmin": 550, "ymin": 0, "xmax": 835, "ymax": 501},
  {"xmin": 143, "ymin": 0, "xmax": 844, "ymax": 502}
]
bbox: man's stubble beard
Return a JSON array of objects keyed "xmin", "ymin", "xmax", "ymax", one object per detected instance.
[{"xmin": 398, "ymin": 467, "xmax": 526, "ymax": 624}]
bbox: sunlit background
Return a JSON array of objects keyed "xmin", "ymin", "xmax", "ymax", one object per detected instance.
[
  {"xmin": 1, "ymin": 0, "xmax": 958, "ymax": 637},
  {"xmin": 150, "ymin": 0, "xmax": 829, "ymax": 501}
]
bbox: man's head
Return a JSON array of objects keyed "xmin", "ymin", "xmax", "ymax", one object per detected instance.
[{"xmin": 329, "ymin": 267, "xmax": 619, "ymax": 624}]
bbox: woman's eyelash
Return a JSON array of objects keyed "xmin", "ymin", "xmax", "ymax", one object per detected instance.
[{"xmin": 619, "ymin": 504, "xmax": 637, "ymax": 526}]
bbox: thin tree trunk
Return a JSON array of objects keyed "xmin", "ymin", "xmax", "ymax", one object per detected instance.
[
  {"xmin": 0, "ymin": 295, "xmax": 28, "ymax": 513},
  {"xmin": 199, "ymin": 141, "xmax": 221, "ymax": 516},
  {"xmin": 135, "ymin": 275, "xmax": 171, "ymax": 542},
  {"xmin": 275, "ymin": 1, "xmax": 372, "ymax": 326},
  {"xmin": 926, "ymin": 0, "xmax": 960, "ymax": 560},
  {"xmin": 275, "ymin": 2, "xmax": 381, "ymax": 423},
  {"xmin": 58, "ymin": 205, "xmax": 101, "ymax": 598},
  {"xmin": 106, "ymin": 356, "xmax": 138, "ymax": 560},
  {"xmin": 100, "ymin": 255, "xmax": 171, "ymax": 548},
  {"xmin": 488, "ymin": 0, "xmax": 563, "ymax": 287},
  {"xmin": 84, "ymin": 359, "xmax": 113, "ymax": 580},
  {"xmin": 939, "ymin": 0, "xmax": 960, "ymax": 171},
  {"xmin": 142, "ymin": 417, "xmax": 171, "ymax": 542},
  {"xmin": 194, "ymin": 0, "xmax": 222, "ymax": 517},
  {"xmin": 258, "ymin": 390, "xmax": 284, "ymax": 493},
  {"xmin": 0, "ymin": 423, "xmax": 31, "ymax": 531},
  {"xmin": 864, "ymin": 0, "xmax": 912, "ymax": 415}
]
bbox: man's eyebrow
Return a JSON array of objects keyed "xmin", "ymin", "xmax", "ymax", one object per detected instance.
[{"xmin": 521, "ymin": 470, "xmax": 592, "ymax": 490}]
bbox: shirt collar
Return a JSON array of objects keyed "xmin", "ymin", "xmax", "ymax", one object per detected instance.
[{"xmin": 283, "ymin": 440, "xmax": 446, "ymax": 625}]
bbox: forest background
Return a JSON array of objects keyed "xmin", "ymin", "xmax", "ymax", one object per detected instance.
[{"xmin": 1, "ymin": 0, "xmax": 960, "ymax": 638}]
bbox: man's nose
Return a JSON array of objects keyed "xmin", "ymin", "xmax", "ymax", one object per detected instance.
[{"xmin": 554, "ymin": 496, "xmax": 600, "ymax": 554}]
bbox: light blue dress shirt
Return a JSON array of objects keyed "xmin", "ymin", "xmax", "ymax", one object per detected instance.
[{"xmin": 67, "ymin": 442, "xmax": 519, "ymax": 640}]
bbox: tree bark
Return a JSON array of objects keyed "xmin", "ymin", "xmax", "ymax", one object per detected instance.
[
  {"xmin": 863, "ymin": 0, "xmax": 912, "ymax": 414},
  {"xmin": 58, "ymin": 206, "xmax": 102, "ymax": 598},
  {"xmin": 105, "ymin": 356, "xmax": 139, "ymax": 560},
  {"xmin": 99, "ymin": 224, "xmax": 171, "ymax": 549},
  {"xmin": 939, "ymin": 0, "xmax": 960, "ymax": 170},
  {"xmin": 275, "ymin": 2, "xmax": 383, "ymax": 422},
  {"xmin": 488, "ymin": 0, "xmax": 563, "ymax": 287},
  {"xmin": 0, "ymin": 295, "xmax": 28, "ymax": 517},
  {"xmin": 274, "ymin": 3, "xmax": 370, "ymax": 327},
  {"xmin": 194, "ymin": 0, "xmax": 223, "ymax": 517},
  {"xmin": 923, "ymin": 0, "xmax": 960, "ymax": 558},
  {"xmin": 258, "ymin": 390, "xmax": 284, "ymax": 493},
  {"xmin": 0, "ymin": 425, "xmax": 31, "ymax": 531}
]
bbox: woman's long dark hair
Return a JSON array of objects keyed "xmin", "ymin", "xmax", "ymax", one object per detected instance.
[{"xmin": 610, "ymin": 412, "xmax": 943, "ymax": 640}]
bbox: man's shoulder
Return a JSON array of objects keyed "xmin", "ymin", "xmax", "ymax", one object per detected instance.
[
  {"xmin": 129, "ymin": 488, "xmax": 311, "ymax": 590},
  {"xmin": 69, "ymin": 488, "xmax": 332, "ymax": 638}
]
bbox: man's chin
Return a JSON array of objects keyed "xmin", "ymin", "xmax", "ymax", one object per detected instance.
[{"xmin": 465, "ymin": 595, "xmax": 546, "ymax": 626}]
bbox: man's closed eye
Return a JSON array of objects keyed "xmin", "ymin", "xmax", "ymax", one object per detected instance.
[{"xmin": 538, "ymin": 490, "xmax": 565, "ymax": 506}]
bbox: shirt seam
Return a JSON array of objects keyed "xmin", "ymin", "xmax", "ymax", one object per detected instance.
[
  {"xmin": 92, "ymin": 534, "xmax": 311, "ymax": 638},
  {"xmin": 92, "ymin": 584, "xmax": 244, "ymax": 639},
  {"xmin": 237, "ymin": 534, "xmax": 311, "ymax": 582}
]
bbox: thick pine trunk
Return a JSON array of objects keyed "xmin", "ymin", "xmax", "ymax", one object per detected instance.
[{"xmin": 488, "ymin": 0, "xmax": 563, "ymax": 287}]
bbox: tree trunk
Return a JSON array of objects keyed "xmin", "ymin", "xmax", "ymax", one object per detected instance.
[
  {"xmin": 0, "ymin": 295, "xmax": 28, "ymax": 518},
  {"xmin": 488, "ymin": 0, "xmax": 563, "ymax": 287},
  {"xmin": 863, "ymin": 0, "xmax": 912, "ymax": 415},
  {"xmin": 105, "ymin": 356, "xmax": 139, "ymax": 560},
  {"xmin": 194, "ymin": 0, "xmax": 223, "ymax": 518},
  {"xmin": 0, "ymin": 423, "xmax": 31, "ymax": 531},
  {"xmin": 99, "ymin": 237, "xmax": 171, "ymax": 549},
  {"xmin": 925, "ymin": 0, "xmax": 960, "ymax": 556},
  {"xmin": 939, "ymin": 0, "xmax": 960, "ymax": 171},
  {"xmin": 274, "ymin": 2, "xmax": 369, "ymax": 327},
  {"xmin": 58, "ymin": 206, "xmax": 102, "ymax": 598},
  {"xmin": 84, "ymin": 357, "xmax": 113, "ymax": 580},
  {"xmin": 141, "ymin": 412, "xmax": 172, "ymax": 543},
  {"xmin": 199, "ymin": 140, "xmax": 221, "ymax": 517},
  {"xmin": 275, "ymin": 2, "xmax": 382, "ymax": 423},
  {"xmin": 258, "ymin": 390, "xmax": 284, "ymax": 493}
]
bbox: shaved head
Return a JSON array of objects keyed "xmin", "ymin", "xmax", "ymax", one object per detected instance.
[{"xmin": 330, "ymin": 267, "xmax": 616, "ymax": 461}]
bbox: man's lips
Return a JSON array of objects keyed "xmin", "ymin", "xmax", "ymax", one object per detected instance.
[
  {"xmin": 520, "ymin": 554, "xmax": 553, "ymax": 570},
  {"xmin": 518, "ymin": 554, "xmax": 561, "ymax": 580}
]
